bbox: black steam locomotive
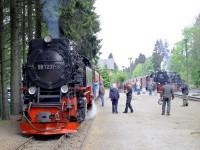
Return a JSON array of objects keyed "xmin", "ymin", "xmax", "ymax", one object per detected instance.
[
  {"xmin": 152, "ymin": 71, "xmax": 181, "ymax": 84},
  {"xmin": 151, "ymin": 70, "xmax": 181, "ymax": 92},
  {"xmin": 24, "ymin": 37, "xmax": 90, "ymax": 90},
  {"xmin": 20, "ymin": 37, "xmax": 94, "ymax": 135}
]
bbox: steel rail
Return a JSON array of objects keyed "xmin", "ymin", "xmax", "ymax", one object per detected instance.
[
  {"xmin": 50, "ymin": 134, "xmax": 67, "ymax": 150},
  {"xmin": 15, "ymin": 136, "xmax": 33, "ymax": 150},
  {"xmin": 174, "ymin": 94, "xmax": 200, "ymax": 101}
]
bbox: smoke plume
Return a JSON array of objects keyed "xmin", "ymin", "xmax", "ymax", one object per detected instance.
[
  {"xmin": 86, "ymin": 101, "xmax": 97, "ymax": 120},
  {"xmin": 40, "ymin": 0, "xmax": 61, "ymax": 38}
]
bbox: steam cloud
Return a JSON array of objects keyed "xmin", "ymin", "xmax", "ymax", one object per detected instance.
[
  {"xmin": 86, "ymin": 101, "xmax": 97, "ymax": 120},
  {"xmin": 40, "ymin": 0, "xmax": 61, "ymax": 38}
]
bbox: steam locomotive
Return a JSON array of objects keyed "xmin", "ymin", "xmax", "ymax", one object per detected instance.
[
  {"xmin": 151, "ymin": 71, "xmax": 182, "ymax": 92},
  {"xmin": 20, "ymin": 37, "xmax": 96, "ymax": 135},
  {"xmin": 124, "ymin": 71, "xmax": 181, "ymax": 93}
]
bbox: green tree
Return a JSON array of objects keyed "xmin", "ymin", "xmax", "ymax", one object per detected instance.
[
  {"xmin": 129, "ymin": 53, "xmax": 145, "ymax": 73},
  {"xmin": 152, "ymin": 39, "xmax": 169, "ymax": 71},
  {"xmin": 10, "ymin": 0, "xmax": 21, "ymax": 115},
  {"xmin": 60, "ymin": 0, "xmax": 101, "ymax": 62},
  {"xmin": 169, "ymin": 15, "xmax": 200, "ymax": 87},
  {"xmin": 138, "ymin": 53, "xmax": 146, "ymax": 64},
  {"xmin": 27, "ymin": 0, "xmax": 33, "ymax": 41},
  {"xmin": 183, "ymin": 26, "xmax": 200, "ymax": 86},
  {"xmin": 35, "ymin": 0, "xmax": 42, "ymax": 38},
  {"xmin": 0, "ymin": 0, "xmax": 9, "ymax": 119},
  {"xmin": 108, "ymin": 53, "xmax": 113, "ymax": 59},
  {"xmin": 21, "ymin": 0, "xmax": 26, "ymax": 63},
  {"xmin": 143, "ymin": 56, "xmax": 154, "ymax": 75},
  {"xmin": 0, "ymin": 0, "xmax": 102, "ymax": 118},
  {"xmin": 100, "ymin": 67, "xmax": 110, "ymax": 88},
  {"xmin": 169, "ymin": 41, "xmax": 185, "ymax": 79},
  {"xmin": 0, "ymin": 0, "xmax": 3, "ymax": 118},
  {"xmin": 111, "ymin": 70, "xmax": 128, "ymax": 83},
  {"xmin": 132, "ymin": 64, "xmax": 143, "ymax": 77}
]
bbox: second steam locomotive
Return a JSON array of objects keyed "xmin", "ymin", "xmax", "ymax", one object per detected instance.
[{"xmin": 124, "ymin": 70, "xmax": 182, "ymax": 93}]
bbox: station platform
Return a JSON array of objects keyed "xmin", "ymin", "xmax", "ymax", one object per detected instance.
[{"xmin": 83, "ymin": 91, "xmax": 200, "ymax": 150}]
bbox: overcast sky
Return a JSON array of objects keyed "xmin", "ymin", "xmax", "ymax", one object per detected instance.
[{"xmin": 94, "ymin": 0, "xmax": 200, "ymax": 68}]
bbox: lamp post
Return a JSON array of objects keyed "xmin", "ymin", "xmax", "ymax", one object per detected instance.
[
  {"xmin": 184, "ymin": 39, "xmax": 189, "ymax": 83},
  {"xmin": 128, "ymin": 57, "xmax": 132, "ymax": 79}
]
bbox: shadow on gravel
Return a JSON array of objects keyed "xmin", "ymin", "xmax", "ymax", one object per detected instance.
[{"xmin": 33, "ymin": 134, "xmax": 63, "ymax": 141}]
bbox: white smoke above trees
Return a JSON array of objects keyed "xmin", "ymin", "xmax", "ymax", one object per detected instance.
[
  {"xmin": 40, "ymin": 0, "xmax": 64, "ymax": 38},
  {"xmin": 152, "ymin": 39, "xmax": 170, "ymax": 71}
]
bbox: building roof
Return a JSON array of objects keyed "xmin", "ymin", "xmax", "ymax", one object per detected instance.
[{"xmin": 98, "ymin": 58, "xmax": 115, "ymax": 70}]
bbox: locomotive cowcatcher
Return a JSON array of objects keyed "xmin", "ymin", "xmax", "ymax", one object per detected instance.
[{"xmin": 20, "ymin": 37, "xmax": 94, "ymax": 135}]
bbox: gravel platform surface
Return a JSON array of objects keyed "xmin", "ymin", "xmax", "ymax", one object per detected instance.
[
  {"xmin": 83, "ymin": 92, "xmax": 200, "ymax": 150},
  {"xmin": 0, "ymin": 91, "xmax": 200, "ymax": 150}
]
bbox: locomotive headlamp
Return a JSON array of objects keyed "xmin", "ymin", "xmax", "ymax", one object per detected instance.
[
  {"xmin": 44, "ymin": 36, "xmax": 52, "ymax": 43},
  {"xmin": 28, "ymin": 86, "xmax": 37, "ymax": 95},
  {"xmin": 61, "ymin": 85, "xmax": 68, "ymax": 93}
]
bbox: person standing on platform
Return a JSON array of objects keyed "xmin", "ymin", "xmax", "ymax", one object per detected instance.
[
  {"xmin": 160, "ymin": 81, "xmax": 174, "ymax": 115},
  {"xmin": 147, "ymin": 80, "xmax": 153, "ymax": 95},
  {"xmin": 136, "ymin": 80, "xmax": 141, "ymax": 95},
  {"xmin": 181, "ymin": 81, "xmax": 189, "ymax": 106},
  {"xmin": 99, "ymin": 83, "xmax": 105, "ymax": 106},
  {"xmin": 123, "ymin": 84, "xmax": 134, "ymax": 113},
  {"xmin": 93, "ymin": 81, "xmax": 99, "ymax": 99},
  {"xmin": 109, "ymin": 83, "xmax": 120, "ymax": 114}
]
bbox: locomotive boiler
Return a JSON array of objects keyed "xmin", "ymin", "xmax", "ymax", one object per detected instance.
[{"xmin": 20, "ymin": 37, "xmax": 94, "ymax": 135}]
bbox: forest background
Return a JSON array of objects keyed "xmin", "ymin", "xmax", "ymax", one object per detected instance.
[
  {"xmin": 0, "ymin": 0, "xmax": 101, "ymax": 120},
  {"xmin": 0, "ymin": 0, "xmax": 200, "ymax": 120}
]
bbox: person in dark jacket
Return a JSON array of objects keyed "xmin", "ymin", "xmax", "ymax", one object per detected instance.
[
  {"xmin": 109, "ymin": 83, "xmax": 120, "ymax": 114},
  {"xmin": 160, "ymin": 81, "xmax": 174, "ymax": 115},
  {"xmin": 123, "ymin": 84, "xmax": 134, "ymax": 113},
  {"xmin": 181, "ymin": 81, "xmax": 189, "ymax": 106}
]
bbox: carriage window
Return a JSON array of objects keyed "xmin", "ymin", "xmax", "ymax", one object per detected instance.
[{"xmin": 86, "ymin": 67, "xmax": 93, "ymax": 86}]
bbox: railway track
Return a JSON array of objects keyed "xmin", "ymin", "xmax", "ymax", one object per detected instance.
[
  {"xmin": 15, "ymin": 119, "xmax": 94, "ymax": 150},
  {"xmin": 174, "ymin": 94, "xmax": 200, "ymax": 101},
  {"xmin": 59, "ymin": 119, "xmax": 94, "ymax": 150},
  {"xmin": 15, "ymin": 134, "xmax": 67, "ymax": 150},
  {"xmin": 15, "ymin": 136, "xmax": 33, "ymax": 150}
]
